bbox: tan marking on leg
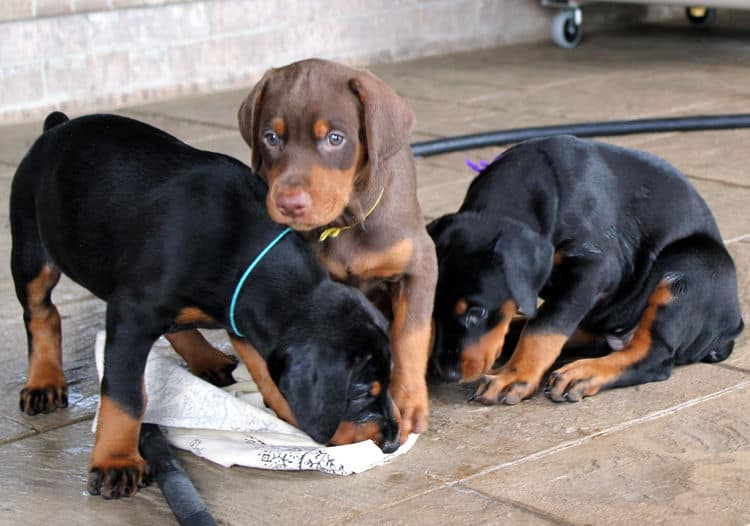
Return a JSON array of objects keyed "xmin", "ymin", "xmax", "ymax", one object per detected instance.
[
  {"xmin": 461, "ymin": 300, "xmax": 517, "ymax": 381},
  {"xmin": 90, "ymin": 395, "xmax": 145, "ymax": 469},
  {"xmin": 505, "ymin": 333, "xmax": 569, "ymax": 380},
  {"xmin": 89, "ymin": 395, "xmax": 147, "ymax": 497},
  {"xmin": 26, "ymin": 315, "xmax": 64, "ymax": 388},
  {"xmin": 473, "ymin": 332, "xmax": 568, "ymax": 405},
  {"xmin": 166, "ymin": 330, "xmax": 237, "ymax": 386},
  {"xmin": 389, "ymin": 284, "xmax": 431, "ymax": 438},
  {"xmin": 26, "ymin": 264, "xmax": 59, "ymax": 308},
  {"xmin": 229, "ymin": 337, "xmax": 298, "ymax": 426},
  {"xmin": 548, "ymin": 281, "xmax": 674, "ymax": 401},
  {"xmin": 21, "ymin": 265, "xmax": 66, "ymax": 412}
]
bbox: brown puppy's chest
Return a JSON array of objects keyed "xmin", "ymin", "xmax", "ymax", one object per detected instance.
[{"xmin": 316, "ymin": 238, "xmax": 413, "ymax": 289}]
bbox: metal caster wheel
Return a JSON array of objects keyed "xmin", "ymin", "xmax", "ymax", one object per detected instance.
[
  {"xmin": 686, "ymin": 6, "xmax": 716, "ymax": 26},
  {"xmin": 552, "ymin": 8, "xmax": 583, "ymax": 49}
]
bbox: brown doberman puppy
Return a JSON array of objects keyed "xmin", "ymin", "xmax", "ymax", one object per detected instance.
[{"xmin": 237, "ymin": 58, "xmax": 437, "ymax": 439}]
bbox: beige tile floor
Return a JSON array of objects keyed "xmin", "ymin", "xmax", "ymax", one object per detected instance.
[{"xmin": 2, "ymin": 20, "xmax": 750, "ymax": 526}]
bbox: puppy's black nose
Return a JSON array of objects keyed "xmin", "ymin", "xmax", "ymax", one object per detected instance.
[
  {"xmin": 379, "ymin": 393, "xmax": 401, "ymax": 453},
  {"xmin": 380, "ymin": 434, "xmax": 400, "ymax": 454},
  {"xmin": 432, "ymin": 354, "xmax": 463, "ymax": 382},
  {"xmin": 380, "ymin": 414, "xmax": 401, "ymax": 453},
  {"xmin": 440, "ymin": 367, "xmax": 462, "ymax": 383}
]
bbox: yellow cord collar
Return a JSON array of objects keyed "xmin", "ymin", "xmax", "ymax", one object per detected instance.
[{"xmin": 318, "ymin": 188, "xmax": 385, "ymax": 242}]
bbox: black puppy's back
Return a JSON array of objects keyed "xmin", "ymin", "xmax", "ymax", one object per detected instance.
[
  {"xmin": 11, "ymin": 113, "xmax": 401, "ymax": 498},
  {"xmin": 13, "ymin": 114, "xmax": 317, "ymax": 306},
  {"xmin": 464, "ymin": 135, "xmax": 722, "ymax": 247}
]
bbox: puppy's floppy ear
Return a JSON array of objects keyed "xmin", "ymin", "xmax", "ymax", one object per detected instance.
[
  {"xmin": 349, "ymin": 71, "xmax": 415, "ymax": 185},
  {"xmin": 494, "ymin": 225, "xmax": 554, "ymax": 317},
  {"xmin": 268, "ymin": 345, "xmax": 350, "ymax": 444},
  {"xmin": 427, "ymin": 213, "xmax": 460, "ymax": 249},
  {"xmin": 427, "ymin": 212, "xmax": 484, "ymax": 258},
  {"xmin": 238, "ymin": 69, "xmax": 275, "ymax": 174}
]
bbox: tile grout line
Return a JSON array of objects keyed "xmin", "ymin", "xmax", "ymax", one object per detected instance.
[
  {"xmin": 0, "ymin": 414, "xmax": 95, "ymax": 446},
  {"xmin": 724, "ymin": 233, "xmax": 750, "ymax": 244},
  {"xmin": 455, "ymin": 378, "xmax": 750, "ymax": 485},
  {"xmin": 0, "ymin": 430, "xmax": 38, "ymax": 447},
  {"xmin": 687, "ymin": 173, "xmax": 750, "ymax": 191},
  {"xmin": 716, "ymin": 362, "xmax": 750, "ymax": 375},
  {"xmin": 364, "ymin": 378, "xmax": 750, "ymax": 516},
  {"xmin": 450, "ymin": 485, "xmax": 579, "ymax": 526}
]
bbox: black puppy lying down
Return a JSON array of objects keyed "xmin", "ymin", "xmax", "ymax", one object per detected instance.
[
  {"xmin": 429, "ymin": 135, "xmax": 743, "ymax": 403},
  {"xmin": 11, "ymin": 113, "xmax": 399, "ymax": 499}
]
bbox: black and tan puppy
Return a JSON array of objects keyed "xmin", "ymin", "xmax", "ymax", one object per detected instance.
[
  {"xmin": 11, "ymin": 113, "xmax": 399, "ymax": 499},
  {"xmin": 428, "ymin": 135, "xmax": 743, "ymax": 403}
]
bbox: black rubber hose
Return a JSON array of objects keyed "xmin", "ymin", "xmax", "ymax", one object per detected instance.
[
  {"xmin": 139, "ymin": 424, "xmax": 217, "ymax": 526},
  {"xmin": 410, "ymin": 113, "xmax": 750, "ymax": 157}
]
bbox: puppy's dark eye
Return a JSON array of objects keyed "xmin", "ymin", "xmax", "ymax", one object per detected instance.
[
  {"xmin": 263, "ymin": 131, "xmax": 281, "ymax": 147},
  {"xmin": 349, "ymin": 382, "xmax": 371, "ymax": 399},
  {"xmin": 461, "ymin": 306, "xmax": 488, "ymax": 329},
  {"xmin": 326, "ymin": 131, "xmax": 344, "ymax": 146}
]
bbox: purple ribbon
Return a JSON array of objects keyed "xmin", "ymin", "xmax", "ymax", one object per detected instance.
[{"xmin": 464, "ymin": 152, "xmax": 505, "ymax": 173}]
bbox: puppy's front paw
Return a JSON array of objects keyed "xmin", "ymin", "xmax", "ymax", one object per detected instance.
[
  {"xmin": 19, "ymin": 383, "xmax": 68, "ymax": 415},
  {"xmin": 544, "ymin": 359, "xmax": 606, "ymax": 402},
  {"xmin": 469, "ymin": 367, "xmax": 538, "ymax": 405},
  {"xmin": 390, "ymin": 376, "xmax": 429, "ymax": 440},
  {"xmin": 193, "ymin": 353, "xmax": 239, "ymax": 387},
  {"xmin": 88, "ymin": 455, "xmax": 151, "ymax": 499}
]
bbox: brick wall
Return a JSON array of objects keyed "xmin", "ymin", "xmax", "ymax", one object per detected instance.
[
  {"xmin": 0, "ymin": 1, "xmax": 187, "ymax": 21},
  {"xmin": 0, "ymin": 0, "xmax": 663, "ymax": 124}
]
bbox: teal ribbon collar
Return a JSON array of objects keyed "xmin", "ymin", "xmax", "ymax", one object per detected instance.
[{"xmin": 229, "ymin": 227, "xmax": 293, "ymax": 337}]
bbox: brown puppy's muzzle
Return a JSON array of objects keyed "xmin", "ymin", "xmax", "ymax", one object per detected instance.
[
  {"xmin": 275, "ymin": 187, "xmax": 312, "ymax": 219},
  {"xmin": 265, "ymin": 183, "xmax": 315, "ymax": 230},
  {"xmin": 266, "ymin": 179, "xmax": 344, "ymax": 231},
  {"xmin": 265, "ymin": 157, "xmax": 356, "ymax": 230}
]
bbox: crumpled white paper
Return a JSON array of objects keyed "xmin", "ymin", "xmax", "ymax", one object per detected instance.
[{"xmin": 93, "ymin": 331, "xmax": 417, "ymax": 475}]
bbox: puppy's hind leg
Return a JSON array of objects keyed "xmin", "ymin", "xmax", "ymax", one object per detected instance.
[
  {"xmin": 544, "ymin": 279, "xmax": 677, "ymax": 402},
  {"xmin": 544, "ymin": 236, "xmax": 742, "ymax": 401},
  {"xmin": 11, "ymin": 180, "xmax": 66, "ymax": 415}
]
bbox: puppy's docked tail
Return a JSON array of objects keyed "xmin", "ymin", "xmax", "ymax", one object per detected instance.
[{"xmin": 43, "ymin": 111, "xmax": 69, "ymax": 132}]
